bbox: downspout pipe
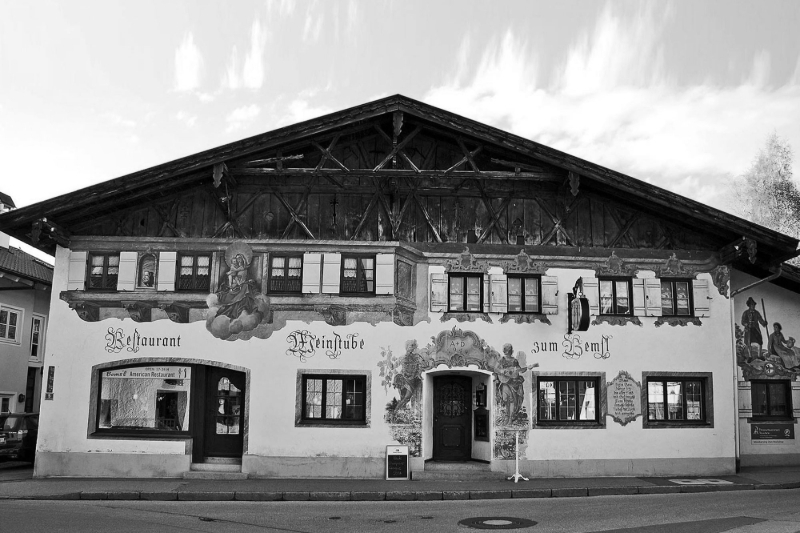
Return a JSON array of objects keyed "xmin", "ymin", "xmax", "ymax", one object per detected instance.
[{"xmin": 730, "ymin": 266, "xmax": 782, "ymax": 297}]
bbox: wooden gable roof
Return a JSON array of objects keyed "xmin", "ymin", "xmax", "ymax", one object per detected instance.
[{"xmin": 0, "ymin": 94, "xmax": 796, "ymax": 268}]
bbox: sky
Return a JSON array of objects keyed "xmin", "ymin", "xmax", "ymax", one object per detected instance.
[{"xmin": 1, "ymin": 0, "xmax": 799, "ymax": 260}]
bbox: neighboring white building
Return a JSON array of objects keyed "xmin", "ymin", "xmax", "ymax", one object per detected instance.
[
  {"xmin": 0, "ymin": 96, "xmax": 797, "ymax": 479},
  {"xmin": 0, "ymin": 192, "xmax": 52, "ymax": 415}
]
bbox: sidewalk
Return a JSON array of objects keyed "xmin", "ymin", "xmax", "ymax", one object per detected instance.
[{"xmin": 1, "ymin": 463, "xmax": 799, "ymax": 502}]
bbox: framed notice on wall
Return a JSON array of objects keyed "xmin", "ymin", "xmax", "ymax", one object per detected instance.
[
  {"xmin": 386, "ymin": 445, "xmax": 409, "ymax": 480},
  {"xmin": 751, "ymin": 423, "xmax": 795, "ymax": 444}
]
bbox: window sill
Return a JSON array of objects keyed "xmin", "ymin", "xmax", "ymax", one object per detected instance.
[
  {"xmin": 441, "ymin": 312, "xmax": 492, "ymax": 324},
  {"xmin": 0, "ymin": 338, "xmax": 21, "ymax": 345},
  {"xmin": 592, "ymin": 315, "xmax": 642, "ymax": 327},
  {"xmin": 654, "ymin": 316, "xmax": 702, "ymax": 327},
  {"xmin": 90, "ymin": 430, "xmax": 192, "ymax": 440},
  {"xmin": 747, "ymin": 418, "xmax": 797, "ymax": 423},
  {"xmin": 500, "ymin": 313, "xmax": 551, "ymax": 325},
  {"xmin": 534, "ymin": 421, "xmax": 605, "ymax": 429},
  {"xmin": 295, "ymin": 421, "xmax": 369, "ymax": 428},
  {"xmin": 643, "ymin": 421, "xmax": 711, "ymax": 429}
]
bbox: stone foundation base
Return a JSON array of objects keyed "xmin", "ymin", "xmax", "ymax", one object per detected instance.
[{"xmin": 34, "ymin": 452, "xmax": 190, "ymax": 478}]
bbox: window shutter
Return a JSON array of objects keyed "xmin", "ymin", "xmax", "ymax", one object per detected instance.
[
  {"xmin": 582, "ymin": 277, "xmax": 599, "ymax": 315},
  {"xmin": 693, "ymin": 278, "xmax": 710, "ymax": 317},
  {"xmin": 645, "ymin": 278, "xmax": 663, "ymax": 316},
  {"xmin": 67, "ymin": 251, "xmax": 88, "ymax": 290},
  {"xmin": 375, "ymin": 253, "xmax": 395, "ymax": 295},
  {"xmin": 322, "ymin": 253, "xmax": 342, "ymax": 294},
  {"xmin": 157, "ymin": 252, "xmax": 177, "ymax": 291},
  {"xmin": 430, "ymin": 273, "xmax": 448, "ymax": 312},
  {"xmin": 738, "ymin": 381, "xmax": 752, "ymax": 418},
  {"xmin": 541, "ymin": 276, "xmax": 558, "ymax": 315},
  {"xmin": 301, "ymin": 253, "xmax": 322, "ymax": 294},
  {"xmin": 489, "ymin": 274, "xmax": 508, "ymax": 313},
  {"xmin": 117, "ymin": 252, "xmax": 137, "ymax": 291},
  {"xmin": 632, "ymin": 279, "xmax": 646, "ymax": 316},
  {"xmin": 792, "ymin": 381, "xmax": 800, "ymax": 418},
  {"xmin": 483, "ymin": 277, "xmax": 490, "ymax": 313}
]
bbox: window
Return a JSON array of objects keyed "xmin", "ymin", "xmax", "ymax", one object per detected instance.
[
  {"xmin": 137, "ymin": 253, "xmax": 157, "ymax": 288},
  {"xmin": 0, "ymin": 306, "xmax": 21, "ymax": 343},
  {"xmin": 301, "ymin": 374, "xmax": 366, "ymax": 424},
  {"xmin": 661, "ymin": 279, "xmax": 692, "ymax": 316},
  {"xmin": 599, "ymin": 278, "xmax": 631, "ymax": 315},
  {"xmin": 537, "ymin": 377, "xmax": 599, "ymax": 424},
  {"xmin": 340, "ymin": 255, "xmax": 375, "ymax": 294},
  {"xmin": 508, "ymin": 276, "xmax": 540, "ymax": 313},
  {"xmin": 645, "ymin": 376, "xmax": 709, "ymax": 425},
  {"xmin": 88, "ymin": 253, "xmax": 120, "ymax": 290},
  {"xmin": 0, "ymin": 397, "xmax": 9, "ymax": 413},
  {"xmin": 449, "ymin": 274, "xmax": 482, "ymax": 312},
  {"xmin": 751, "ymin": 380, "xmax": 792, "ymax": 419},
  {"xmin": 95, "ymin": 365, "xmax": 191, "ymax": 434},
  {"xmin": 269, "ymin": 255, "xmax": 303, "ymax": 293},
  {"xmin": 30, "ymin": 315, "xmax": 44, "ymax": 358},
  {"xmin": 176, "ymin": 254, "xmax": 211, "ymax": 291}
]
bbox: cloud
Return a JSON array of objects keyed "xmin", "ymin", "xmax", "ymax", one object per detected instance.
[
  {"xmin": 424, "ymin": 3, "xmax": 800, "ymax": 211},
  {"xmin": 222, "ymin": 19, "xmax": 268, "ymax": 90},
  {"xmin": 101, "ymin": 112, "xmax": 136, "ymax": 128},
  {"xmin": 174, "ymin": 32, "xmax": 204, "ymax": 92},
  {"xmin": 175, "ymin": 111, "xmax": 198, "ymax": 128},
  {"xmin": 269, "ymin": 96, "xmax": 333, "ymax": 130},
  {"xmin": 225, "ymin": 104, "xmax": 261, "ymax": 133},
  {"xmin": 267, "ymin": 0, "xmax": 296, "ymax": 19},
  {"xmin": 303, "ymin": 1, "xmax": 324, "ymax": 43}
]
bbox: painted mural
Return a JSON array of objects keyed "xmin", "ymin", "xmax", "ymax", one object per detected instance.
[
  {"xmin": 737, "ymin": 296, "xmax": 800, "ymax": 379},
  {"xmin": 378, "ymin": 326, "xmax": 537, "ymax": 459},
  {"xmin": 206, "ymin": 242, "xmax": 270, "ymax": 340}
]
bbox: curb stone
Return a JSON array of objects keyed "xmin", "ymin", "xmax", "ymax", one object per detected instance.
[
  {"xmin": 512, "ymin": 489, "xmax": 551, "ymax": 498},
  {"xmin": 470, "ymin": 490, "xmax": 512, "ymax": 500},
  {"xmin": 309, "ymin": 491, "xmax": 351, "ymax": 501},
  {"xmin": 588, "ymin": 487, "xmax": 639, "ymax": 497},
  {"xmin": 234, "ymin": 492, "xmax": 282, "ymax": 501},
  {"xmin": 80, "ymin": 492, "xmax": 108, "ymax": 500},
  {"xmin": 415, "ymin": 491, "xmax": 443, "ymax": 501},
  {"xmin": 443, "ymin": 490, "xmax": 470, "ymax": 500},
  {"xmin": 386, "ymin": 491, "xmax": 416, "ymax": 501},
  {"xmin": 178, "ymin": 491, "xmax": 235, "ymax": 501},
  {"xmin": 140, "ymin": 492, "xmax": 178, "ymax": 501},
  {"xmin": 351, "ymin": 491, "xmax": 385, "ymax": 501},
  {"xmin": 282, "ymin": 491, "xmax": 310, "ymax": 501},
  {"xmin": 552, "ymin": 487, "xmax": 588, "ymax": 498}
]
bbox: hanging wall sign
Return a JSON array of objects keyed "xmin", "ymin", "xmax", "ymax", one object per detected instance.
[{"xmin": 569, "ymin": 295, "xmax": 590, "ymax": 333}]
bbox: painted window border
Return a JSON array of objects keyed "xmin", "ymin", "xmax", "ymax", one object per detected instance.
[
  {"xmin": 506, "ymin": 274, "xmax": 541, "ymax": 314},
  {"xmin": 660, "ymin": 278, "xmax": 694, "ymax": 317},
  {"xmin": 642, "ymin": 371, "xmax": 714, "ymax": 429},
  {"xmin": 448, "ymin": 273, "xmax": 484, "ymax": 313},
  {"xmin": 598, "ymin": 277, "xmax": 633, "ymax": 316},
  {"xmin": 295, "ymin": 369, "xmax": 371, "ymax": 428},
  {"xmin": 531, "ymin": 371, "xmax": 607, "ymax": 429},
  {"xmin": 339, "ymin": 254, "xmax": 376, "ymax": 296}
]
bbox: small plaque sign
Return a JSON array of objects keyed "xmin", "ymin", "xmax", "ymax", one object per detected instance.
[
  {"xmin": 606, "ymin": 370, "xmax": 642, "ymax": 426},
  {"xmin": 386, "ymin": 445, "xmax": 409, "ymax": 480},
  {"xmin": 752, "ymin": 423, "xmax": 795, "ymax": 443},
  {"xmin": 45, "ymin": 366, "xmax": 55, "ymax": 401}
]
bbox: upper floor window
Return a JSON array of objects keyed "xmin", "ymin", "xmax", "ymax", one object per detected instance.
[
  {"xmin": 0, "ymin": 306, "xmax": 21, "ymax": 343},
  {"xmin": 269, "ymin": 255, "xmax": 303, "ymax": 293},
  {"xmin": 751, "ymin": 380, "xmax": 792, "ymax": 420},
  {"xmin": 88, "ymin": 253, "xmax": 120, "ymax": 290},
  {"xmin": 599, "ymin": 278, "xmax": 631, "ymax": 315},
  {"xmin": 301, "ymin": 374, "xmax": 366, "ymax": 424},
  {"xmin": 177, "ymin": 254, "xmax": 211, "ymax": 291},
  {"xmin": 508, "ymin": 275, "xmax": 540, "ymax": 313},
  {"xmin": 538, "ymin": 377, "xmax": 599, "ymax": 424},
  {"xmin": 340, "ymin": 255, "xmax": 374, "ymax": 294},
  {"xmin": 449, "ymin": 274, "xmax": 482, "ymax": 312},
  {"xmin": 661, "ymin": 279, "xmax": 692, "ymax": 316},
  {"xmin": 30, "ymin": 315, "xmax": 44, "ymax": 358},
  {"xmin": 137, "ymin": 253, "xmax": 157, "ymax": 289}
]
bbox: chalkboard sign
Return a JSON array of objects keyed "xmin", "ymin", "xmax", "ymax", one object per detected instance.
[
  {"xmin": 386, "ymin": 445, "xmax": 409, "ymax": 480},
  {"xmin": 474, "ymin": 407, "xmax": 489, "ymax": 441}
]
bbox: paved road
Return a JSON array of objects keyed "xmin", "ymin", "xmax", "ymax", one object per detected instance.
[{"xmin": 1, "ymin": 487, "xmax": 799, "ymax": 532}]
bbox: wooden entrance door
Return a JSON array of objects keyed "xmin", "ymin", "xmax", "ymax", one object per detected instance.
[
  {"xmin": 203, "ymin": 367, "xmax": 246, "ymax": 458},
  {"xmin": 433, "ymin": 375, "xmax": 472, "ymax": 461}
]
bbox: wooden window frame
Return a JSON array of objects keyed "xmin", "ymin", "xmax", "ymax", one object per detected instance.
[
  {"xmin": 643, "ymin": 373, "xmax": 713, "ymax": 428},
  {"xmin": 751, "ymin": 380, "xmax": 793, "ymax": 420},
  {"xmin": 29, "ymin": 314, "xmax": 45, "ymax": 360},
  {"xmin": 598, "ymin": 277, "xmax": 632, "ymax": 316},
  {"xmin": 536, "ymin": 376, "xmax": 601, "ymax": 426},
  {"xmin": 507, "ymin": 275, "xmax": 541, "ymax": 314},
  {"xmin": 87, "ymin": 252, "xmax": 120, "ymax": 291},
  {"xmin": 661, "ymin": 278, "xmax": 694, "ymax": 317},
  {"xmin": 339, "ymin": 254, "xmax": 376, "ymax": 296},
  {"xmin": 448, "ymin": 273, "xmax": 484, "ymax": 312},
  {"xmin": 0, "ymin": 305, "xmax": 22, "ymax": 344},
  {"xmin": 299, "ymin": 373, "xmax": 367, "ymax": 426},
  {"xmin": 176, "ymin": 253, "xmax": 212, "ymax": 292},
  {"xmin": 268, "ymin": 254, "xmax": 303, "ymax": 294}
]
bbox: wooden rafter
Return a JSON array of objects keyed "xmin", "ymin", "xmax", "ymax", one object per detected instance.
[
  {"xmin": 373, "ymin": 126, "xmax": 422, "ymax": 171},
  {"xmin": 606, "ymin": 207, "xmax": 639, "ymax": 248},
  {"xmin": 374, "ymin": 126, "xmax": 420, "ymax": 173},
  {"xmin": 153, "ymin": 202, "xmax": 186, "ymax": 238},
  {"xmin": 275, "ymin": 191, "xmax": 315, "ymax": 239},
  {"xmin": 474, "ymin": 179, "xmax": 510, "ymax": 244},
  {"xmin": 313, "ymin": 134, "xmax": 349, "ymax": 172},
  {"xmin": 456, "ymin": 138, "xmax": 480, "ymax": 173},
  {"xmin": 444, "ymin": 145, "xmax": 483, "ymax": 175},
  {"xmin": 537, "ymin": 199, "xmax": 575, "ymax": 246},
  {"xmin": 207, "ymin": 186, "xmax": 245, "ymax": 239}
]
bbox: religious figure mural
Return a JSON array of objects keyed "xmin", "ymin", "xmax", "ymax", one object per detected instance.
[
  {"xmin": 736, "ymin": 295, "xmax": 800, "ymax": 379},
  {"xmin": 206, "ymin": 242, "xmax": 270, "ymax": 340},
  {"xmin": 378, "ymin": 326, "xmax": 537, "ymax": 459}
]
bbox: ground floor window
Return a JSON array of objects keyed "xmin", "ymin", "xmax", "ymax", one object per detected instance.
[
  {"xmin": 296, "ymin": 370, "xmax": 370, "ymax": 427},
  {"xmin": 751, "ymin": 380, "xmax": 792, "ymax": 419},
  {"xmin": 96, "ymin": 365, "xmax": 191, "ymax": 434},
  {"xmin": 643, "ymin": 372, "xmax": 713, "ymax": 428},
  {"xmin": 537, "ymin": 377, "xmax": 599, "ymax": 424}
]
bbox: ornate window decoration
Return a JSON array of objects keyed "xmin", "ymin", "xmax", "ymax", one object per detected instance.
[{"xmin": 442, "ymin": 248, "xmax": 491, "ymax": 323}]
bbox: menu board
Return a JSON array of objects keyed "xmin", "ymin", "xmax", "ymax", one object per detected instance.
[{"xmin": 386, "ymin": 445, "xmax": 409, "ymax": 480}]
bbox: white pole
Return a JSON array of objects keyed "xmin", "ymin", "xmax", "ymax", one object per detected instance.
[{"xmin": 507, "ymin": 429, "xmax": 529, "ymax": 483}]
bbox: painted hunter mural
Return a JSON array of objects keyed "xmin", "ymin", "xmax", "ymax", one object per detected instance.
[{"xmin": 737, "ymin": 295, "xmax": 800, "ymax": 379}]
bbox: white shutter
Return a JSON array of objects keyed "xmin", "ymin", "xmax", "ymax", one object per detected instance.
[
  {"xmin": 301, "ymin": 253, "xmax": 322, "ymax": 293},
  {"xmin": 117, "ymin": 252, "xmax": 137, "ymax": 291},
  {"xmin": 322, "ymin": 253, "xmax": 342, "ymax": 294},
  {"xmin": 632, "ymin": 279, "xmax": 646, "ymax": 316},
  {"xmin": 693, "ymin": 278, "xmax": 711, "ymax": 317},
  {"xmin": 157, "ymin": 252, "xmax": 177, "ymax": 291},
  {"xmin": 582, "ymin": 277, "xmax": 599, "ymax": 315},
  {"xmin": 738, "ymin": 381, "xmax": 753, "ymax": 418},
  {"xmin": 430, "ymin": 273, "xmax": 448, "ymax": 312},
  {"xmin": 483, "ymin": 277, "xmax": 490, "ymax": 313},
  {"xmin": 541, "ymin": 276, "xmax": 559, "ymax": 315},
  {"xmin": 67, "ymin": 251, "xmax": 88, "ymax": 290},
  {"xmin": 489, "ymin": 274, "xmax": 508, "ymax": 314},
  {"xmin": 375, "ymin": 253, "xmax": 395, "ymax": 295},
  {"xmin": 645, "ymin": 278, "xmax": 663, "ymax": 316},
  {"xmin": 792, "ymin": 382, "xmax": 800, "ymax": 418}
]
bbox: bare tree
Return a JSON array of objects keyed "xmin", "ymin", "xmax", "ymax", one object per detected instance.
[{"xmin": 730, "ymin": 132, "xmax": 800, "ymax": 242}]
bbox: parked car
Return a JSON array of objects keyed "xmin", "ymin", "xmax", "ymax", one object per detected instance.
[{"xmin": 0, "ymin": 413, "xmax": 39, "ymax": 462}]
